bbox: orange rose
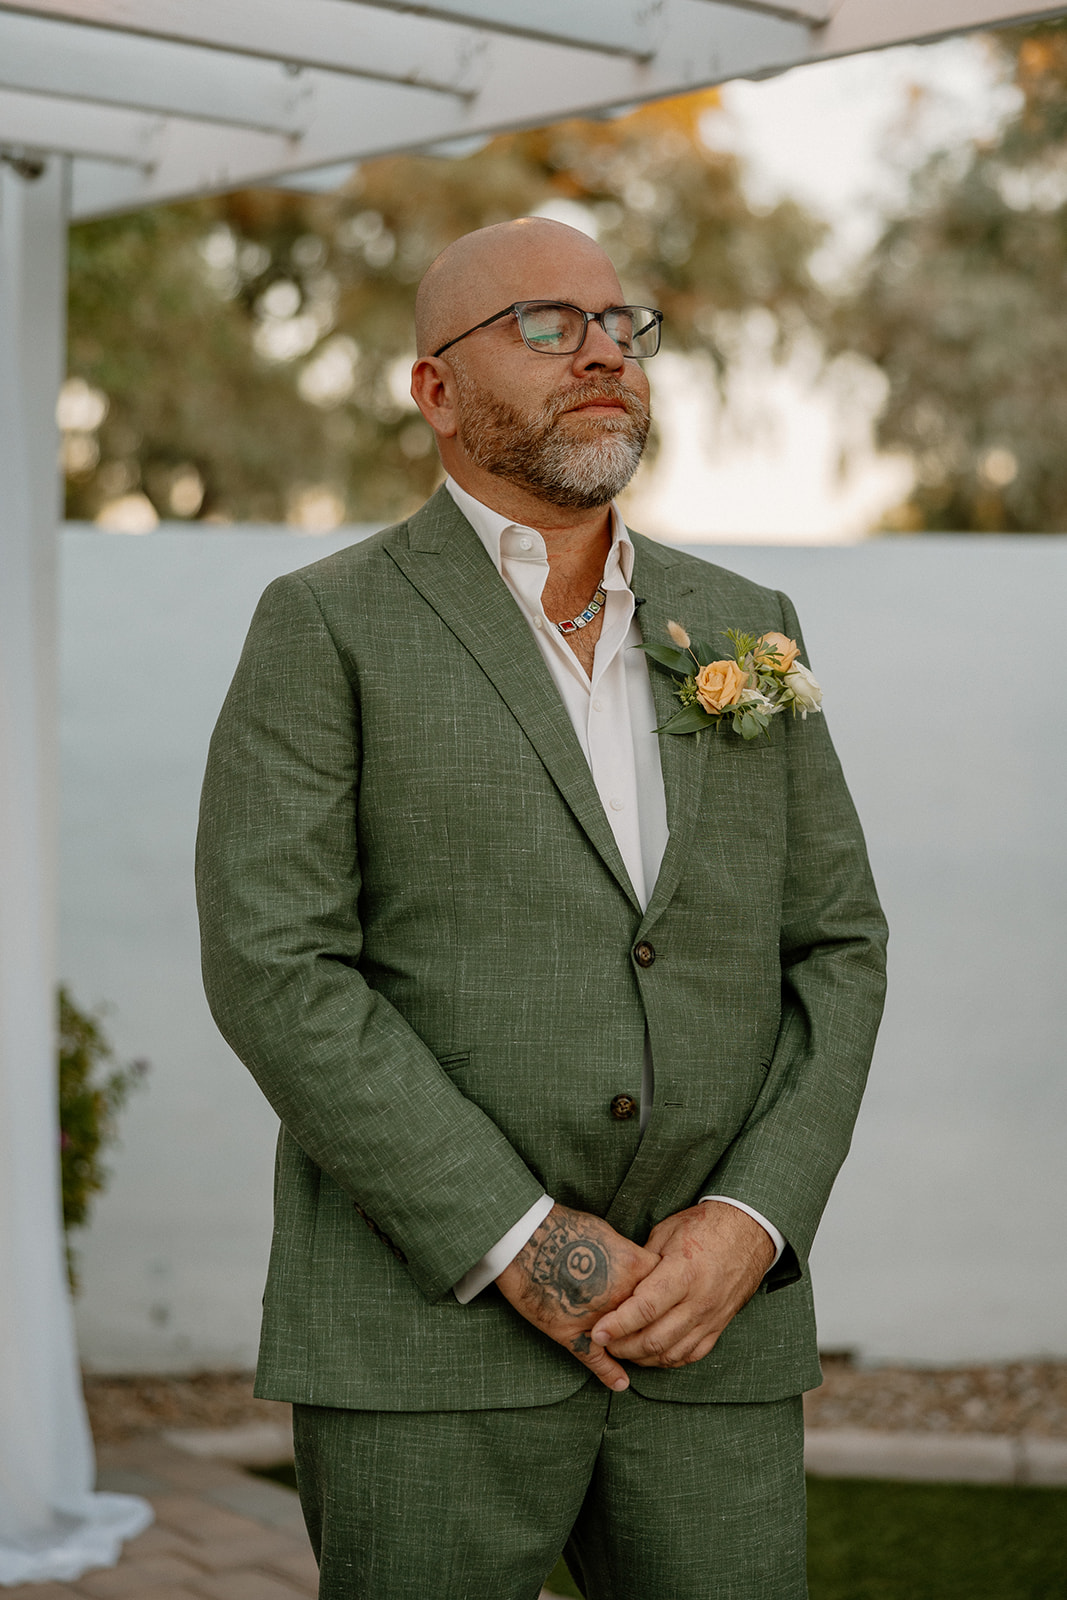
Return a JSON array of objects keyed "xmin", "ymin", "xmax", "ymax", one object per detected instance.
[
  {"xmin": 694, "ymin": 658, "xmax": 749, "ymax": 713},
  {"xmin": 754, "ymin": 631, "xmax": 800, "ymax": 672}
]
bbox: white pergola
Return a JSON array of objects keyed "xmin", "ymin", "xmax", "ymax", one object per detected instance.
[{"xmin": 2, "ymin": 0, "xmax": 1065, "ymax": 1583}]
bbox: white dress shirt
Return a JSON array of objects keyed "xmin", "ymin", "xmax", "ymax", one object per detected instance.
[{"xmin": 445, "ymin": 478, "xmax": 784, "ymax": 1302}]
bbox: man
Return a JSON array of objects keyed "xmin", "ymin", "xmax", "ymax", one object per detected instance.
[{"xmin": 196, "ymin": 217, "xmax": 887, "ymax": 1600}]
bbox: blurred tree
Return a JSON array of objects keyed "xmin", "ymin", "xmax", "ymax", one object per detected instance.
[
  {"xmin": 835, "ymin": 21, "xmax": 1067, "ymax": 532},
  {"xmin": 65, "ymin": 92, "xmax": 826, "ymax": 527}
]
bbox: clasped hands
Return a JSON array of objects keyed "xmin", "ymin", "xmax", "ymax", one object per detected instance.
[{"xmin": 495, "ymin": 1200, "xmax": 775, "ymax": 1393}]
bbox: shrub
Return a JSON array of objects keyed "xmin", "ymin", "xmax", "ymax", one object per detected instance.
[{"xmin": 58, "ymin": 985, "xmax": 148, "ymax": 1289}]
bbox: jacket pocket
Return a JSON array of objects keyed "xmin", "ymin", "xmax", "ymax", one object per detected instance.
[{"xmin": 436, "ymin": 1051, "xmax": 470, "ymax": 1073}]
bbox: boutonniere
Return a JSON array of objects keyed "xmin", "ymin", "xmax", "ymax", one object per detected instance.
[{"xmin": 638, "ymin": 622, "xmax": 823, "ymax": 739}]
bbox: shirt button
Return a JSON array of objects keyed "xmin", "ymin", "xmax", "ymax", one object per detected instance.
[
  {"xmin": 633, "ymin": 941, "xmax": 656, "ymax": 968},
  {"xmin": 534, "ymin": 616, "xmax": 544, "ymax": 629},
  {"xmin": 609, "ymin": 797, "xmax": 625, "ymax": 811},
  {"xmin": 610, "ymin": 1093, "xmax": 638, "ymax": 1121},
  {"xmin": 519, "ymin": 535, "xmax": 533, "ymax": 551},
  {"xmin": 593, "ymin": 699, "xmax": 603, "ymax": 712}
]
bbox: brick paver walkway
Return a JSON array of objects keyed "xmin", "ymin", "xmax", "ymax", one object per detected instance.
[
  {"xmin": 2, "ymin": 1436, "xmax": 569, "ymax": 1599},
  {"xmin": 3, "ymin": 1437, "xmax": 318, "ymax": 1600}
]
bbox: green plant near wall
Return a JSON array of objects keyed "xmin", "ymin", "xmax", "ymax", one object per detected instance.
[{"xmin": 58, "ymin": 985, "xmax": 148, "ymax": 1290}]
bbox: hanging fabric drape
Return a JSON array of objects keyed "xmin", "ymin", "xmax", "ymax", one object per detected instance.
[{"xmin": 0, "ymin": 156, "xmax": 151, "ymax": 1589}]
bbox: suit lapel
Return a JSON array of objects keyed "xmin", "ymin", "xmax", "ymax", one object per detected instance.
[
  {"xmin": 628, "ymin": 535, "xmax": 708, "ymax": 926},
  {"xmin": 385, "ymin": 488, "xmax": 641, "ymax": 912},
  {"xmin": 631, "ymin": 533, "xmax": 763, "ymax": 928}
]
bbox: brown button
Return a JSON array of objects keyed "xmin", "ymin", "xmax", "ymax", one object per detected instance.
[
  {"xmin": 633, "ymin": 941, "xmax": 656, "ymax": 968},
  {"xmin": 610, "ymin": 1093, "xmax": 638, "ymax": 1121}
]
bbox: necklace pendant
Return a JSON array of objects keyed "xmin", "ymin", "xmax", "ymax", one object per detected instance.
[{"xmin": 556, "ymin": 586, "xmax": 606, "ymax": 636}]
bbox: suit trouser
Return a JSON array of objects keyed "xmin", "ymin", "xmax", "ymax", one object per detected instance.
[{"xmin": 292, "ymin": 1379, "xmax": 807, "ymax": 1600}]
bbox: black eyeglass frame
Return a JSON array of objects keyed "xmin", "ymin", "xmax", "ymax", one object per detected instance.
[{"xmin": 431, "ymin": 300, "xmax": 664, "ymax": 359}]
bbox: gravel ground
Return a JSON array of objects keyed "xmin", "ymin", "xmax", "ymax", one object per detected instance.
[
  {"xmin": 804, "ymin": 1356, "xmax": 1067, "ymax": 1437},
  {"xmin": 83, "ymin": 1370, "xmax": 290, "ymax": 1445},
  {"xmin": 82, "ymin": 1359, "xmax": 1067, "ymax": 1446}
]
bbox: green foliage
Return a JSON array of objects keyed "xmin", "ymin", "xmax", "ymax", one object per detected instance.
[
  {"xmin": 835, "ymin": 21, "xmax": 1067, "ymax": 532},
  {"xmin": 636, "ymin": 639, "xmax": 695, "ymax": 674},
  {"xmin": 58, "ymin": 986, "xmax": 147, "ymax": 1289},
  {"xmin": 65, "ymin": 92, "xmax": 826, "ymax": 529}
]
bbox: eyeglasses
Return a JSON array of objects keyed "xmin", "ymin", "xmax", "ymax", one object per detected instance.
[{"xmin": 432, "ymin": 300, "xmax": 663, "ymax": 360}]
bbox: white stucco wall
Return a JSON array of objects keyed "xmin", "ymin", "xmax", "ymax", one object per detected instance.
[{"xmin": 60, "ymin": 528, "xmax": 1067, "ymax": 1371}]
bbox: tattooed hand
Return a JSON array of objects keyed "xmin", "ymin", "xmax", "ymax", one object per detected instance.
[
  {"xmin": 589, "ymin": 1201, "xmax": 775, "ymax": 1369},
  {"xmin": 495, "ymin": 1204, "xmax": 659, "ymax": 1392}
]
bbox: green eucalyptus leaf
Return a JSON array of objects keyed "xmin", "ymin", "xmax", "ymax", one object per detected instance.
[
  {"xmin": 659, "ymin": 703, "xmax": 716, "ymax": 735},
  {"xmin": 637, "ymin": 642, "xmax": 692, "ymax": 673}
]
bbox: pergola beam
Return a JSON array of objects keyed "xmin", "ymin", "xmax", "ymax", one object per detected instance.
[
  {"xmin": 56, "ymin": 4, "xmax": 808, "ymax": 218},
  {"xmin": 0, "ymin": 0, "xmax": 486, "ymax": 96},
  {"xmin": 5, "ymin": 0, "xmax": 1067, "ymax": 222},
  {"xmin": 350, "ymin": 0, "xmax": 660, "ymax": 58},
  {"xmin": 0, "ymin": 10, "xmax": 315, "ymax": 135},
  {"xmin": 700, "ymin": 0, "xmax": 831, "ymax": 20},
  {"xmin": 0, "ymin": 88, "xmax": 162, "ymax": 168},
  {"xmin": 709, "ymin": 0, "xmax": 1067, "ymax": 29},
  {"xmin": 813, "ymin": 0, "xmax": 1067, "ymax": 58}
]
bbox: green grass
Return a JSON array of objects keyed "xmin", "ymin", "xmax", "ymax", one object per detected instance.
[
  {"xmin": 543, "ymin": 1555, "xmax": 584, "ymax": 1596},
  {"xmin": 806, "ymin": 1477, "xmax": 1067, "ymax": 1600},
  {"xmin": 251, "ymin": 1465, "xmax": 1067, "ymax": 1599}
]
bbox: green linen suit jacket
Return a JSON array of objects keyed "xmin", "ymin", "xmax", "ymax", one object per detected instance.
[{"xmin": 196, "ymin": 485, "xmax": 887, "ymax": 1412}]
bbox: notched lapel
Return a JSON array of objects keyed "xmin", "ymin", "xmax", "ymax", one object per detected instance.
[
  {"xmin": 631, "ymin": 535, "xmax": 792, "ymax": 930},
  {"xmin": 630, "ymin": 540, "xmax": 706, "ymax": 926},
  {"xmin": 386, "ymin": 490, "xmax": 641, "ymax": 912}
]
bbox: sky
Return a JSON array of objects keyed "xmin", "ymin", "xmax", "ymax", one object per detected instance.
[{"xmin": 627, "ymin": 34, "xmax": 1018, "ymax": 544}]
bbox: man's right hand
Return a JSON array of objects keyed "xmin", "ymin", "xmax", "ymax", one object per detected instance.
[{"xmin": 495, "ymin": 1204, "xmax": 659, "ymax": 1392}]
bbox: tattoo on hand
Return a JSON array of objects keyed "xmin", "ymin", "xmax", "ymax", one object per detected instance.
[{"xmin": 528, "ymin": 1223, "xmax": 609, "ymax": 1314}]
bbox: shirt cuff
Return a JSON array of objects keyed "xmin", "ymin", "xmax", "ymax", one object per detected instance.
[
  {"xmin": 452, "ymin": 1194, "xmax": 556, "ymax": 1305},
  {"xmin": 699, "ymin": 1195, "xmax": 785, "ymax": 1267}
]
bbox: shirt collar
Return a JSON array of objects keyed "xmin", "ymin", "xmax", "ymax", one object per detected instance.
[{"xmin": 445, "ymin": 476, "xmax": 635, "ymax": 588}]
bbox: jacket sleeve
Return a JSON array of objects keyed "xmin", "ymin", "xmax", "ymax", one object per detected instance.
[
  {"xmin": 195, "ymin": 572, "xmax": 544, "ymax": 1302},
  {"xmin": 703, "ymin": 590, "xmax": 888, "ymax": 1290}
]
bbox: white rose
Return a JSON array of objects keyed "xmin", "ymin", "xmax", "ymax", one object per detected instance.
[
  {"xmin": 783, "ymin": 661, "xmax": 822, "ymax": 714},
  {"xmin": 738, "ymin": 687, "xmax": 780, "ymax": 713}
]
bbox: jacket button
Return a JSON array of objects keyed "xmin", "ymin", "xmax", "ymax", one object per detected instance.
[
  {"xmin": 610, "ymin": 1093, "xmax": 638, "ymax": 1121},
  {"xmin": 633, "ymin": 941, "xmax": 656, "ymax": 968}
]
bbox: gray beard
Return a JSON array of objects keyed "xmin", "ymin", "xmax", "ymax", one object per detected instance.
[{"xmin": 452, "ymin": 369, "xmax": 650, "ymax": 511}]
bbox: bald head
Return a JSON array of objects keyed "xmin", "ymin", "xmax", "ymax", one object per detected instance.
[
  {"xmin": 415, "ymin": 218, "xmax": 623, "ymax": 358},
  {"xmin": 409, "ymin": 216, "xmax": 652, "ymax": 517}
]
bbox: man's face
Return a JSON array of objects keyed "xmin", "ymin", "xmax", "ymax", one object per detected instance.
[
  {"xmin": 441, "ymin": 245, "xmax": 653, "ymax": 511},
  {"xmin": 450, "ymin": 356, "xmax": 651, "ymax": 511}
]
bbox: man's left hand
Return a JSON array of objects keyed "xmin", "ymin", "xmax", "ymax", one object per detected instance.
[{"xmin": 589, "ymin": 1202, "xmax": 775, "ymax": 1369}]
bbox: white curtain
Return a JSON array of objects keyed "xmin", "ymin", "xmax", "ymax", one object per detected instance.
[
  {"xmin": 0, "ymin": 1021, "xmax": 153, "ymax": 1584},
  {"xmin": 0, "ymin": 156, "xmax": 152, "ymax": 1586}
]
